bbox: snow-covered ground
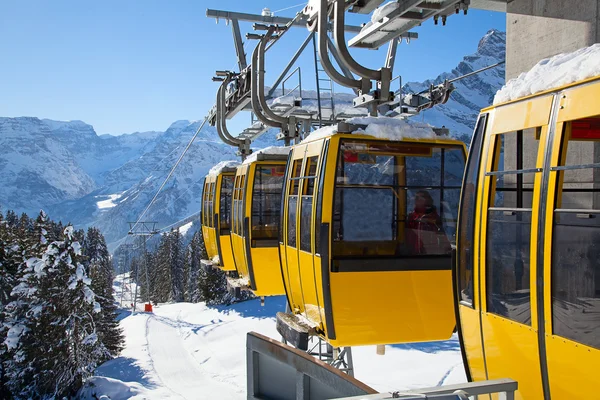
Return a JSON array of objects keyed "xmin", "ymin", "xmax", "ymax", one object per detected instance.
[{"xmin": 81, "ymin": 274, "xmax": 466, "ymax": 399}]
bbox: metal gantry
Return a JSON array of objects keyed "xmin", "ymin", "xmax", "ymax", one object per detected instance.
[
  {"xmin": 204, "ymin": 0, "xmax": 500, "ymax": 158},
  {"xmin": 127, "ymin": 221, "xmax": 159, "ymax": 314}
]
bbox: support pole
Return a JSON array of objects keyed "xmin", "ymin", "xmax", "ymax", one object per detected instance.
[{"xmin": 231, "ymin": 19, "xmax": 247, "ymax": 71}]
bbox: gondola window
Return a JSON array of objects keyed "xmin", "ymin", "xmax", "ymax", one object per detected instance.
[
  {"xmin": 287, "ymin": 160, "xmax": 302, "ymax": 248},
  {"xmin": 331, "ymin": 140, "xmax": 464, "ymax": 263},
  {"xmin": 300, "ymin": 156, "xmax": 318, "ymax": 252},
  {"xmin": 485, "ymin": 128, "xmax": 541, "ymax": 325},
  {"xmin": 220, "ymin": 176, "xmax": 234, "ymax": 235},
  {"xmin": 551, "ymin": 117, "xmax": 600, "ymax": 349},
  {"xmin": 252, "ymin": 165, "xmax": 285, "ymax": 242}
]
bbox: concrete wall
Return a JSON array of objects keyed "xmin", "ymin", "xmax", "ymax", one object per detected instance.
[{"xmin": 506, "ymin": 0, "xmax": 600, "ymax": 79}]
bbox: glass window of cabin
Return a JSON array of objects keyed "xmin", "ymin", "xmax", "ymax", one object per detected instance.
[
  {"xmin": 315, "ymin": 142, "xmax": 329, "ymax": 255},
  {"xmin": 331, "ymin": 140, "xmax": 464, "ymax": 261},
  {"xmin": 280, "ymin": 153, "xmax": 292, "ymax": 243},
  {"xmin": 300, "ymin": 156, "xmax": 318, "ymax": 252},
  {"xmin": 231, "ymin": 175, "xmax": 240, "ymax": 235},
  {"xmin": 208, "ymin": 182, "xmax": 215, "ymax": 228},
  {"xmin": 220, "ymin": 175, "xmax": 234, "ymax": 235},
  {"xmin": 251, "ymin": 165, "xmax": 285, "ymax": 241},
  {"xmin": 457, "ymin": 115, "xmax": 487, "ymax": 306},
  {"xmin": 551, "ymin": 117, "xmax": 600, "ymax": 349},
  {"xmin": 287, "ymin": 159, "xmax": 302, "ymax": 247},
  {"xmin": 237, "ymin": 175, "xmax": 246, "ymax": 235},
  {"xmin": 485, "ymin": 128, "xmax": 541, "ymax": 326},
  {"xmin": 202, "ymin": 181, "xmax": 208, "ymax": 226}
]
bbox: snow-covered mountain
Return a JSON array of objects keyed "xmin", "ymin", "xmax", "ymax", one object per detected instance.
[
  {"xmin": 0, "ymin": 29, "xmax": 505, "ymax": 250},
  {"xmin": 404, "ymin": 29, "xmax": 505, "ymax": 139}
]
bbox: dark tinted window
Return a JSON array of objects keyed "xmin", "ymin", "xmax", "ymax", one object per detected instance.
[
  {"xmin": 288, "ymin": 196, "xmax": 297, "ymax": 248},
  {"xmin": 485, "ymin": 129, "xmax": 541, "ymax": 325},
  {"xmin": 287, "ymin": 159, "xmax": 302, "ymax": 247},
  {"xmin": 299, "ymin": 157, "xmax": 318, "ymax": 252},
  {"xmin": 251, "ymin": 165, "xmax": 285, "ymax": 241},
  {"xmin": 332, "ymin": 140, "xmax": 464, "ymax": 260},
  {"xmin": 315, "ymin": 142, "xmax": 329, "ymax": 255},
  {"xmin": 551, "ymin": 117, "xmax": 600, "ymax": 349},
  {"xmin": 457, "ymin": 115, "xmax": 487, "ymax": 306},
  {"xmin": 220, "ymin": 175, "xmax": 234, "ymax": 234}
]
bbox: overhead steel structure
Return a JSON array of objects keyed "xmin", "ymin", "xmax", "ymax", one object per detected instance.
[{"xmin": 205, "ymin": 0, "xmax": 512, "ymax": 159}]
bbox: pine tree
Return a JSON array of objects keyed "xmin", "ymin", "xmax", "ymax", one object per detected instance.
[
  {"xmin": 186, "ymin": 230, "xmax": 203, "ymax": 303},
  {"xmin": 0, "ymin": 212, "xmax": 17, "ymax": 399},
  {"xmin": 150, "ymin": 234, "xmax": 172, "ymax": 303},
  {"xmin": 5, "ymin": 225, "xmax": 107, "ymax": 398},
  {"xmin": 84, "ymin": 227, "xmax": 124, "ymax": 360},
  {"xmin": 170, "ymin": 229, "xmax": 184, "ymax": 303}
]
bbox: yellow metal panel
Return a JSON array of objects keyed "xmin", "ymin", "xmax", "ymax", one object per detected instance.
[
  {"xmin": 557, "ymin": 79, "xmax": 600, "ymax": 122},
  {"xmin": 218, "ymin": 234, "xmax": 236, "ymax": 272},
  {"xmin": 203, "ymin": 225, "xmax": 218, "ymax": 260},
  {"xmin": 248, "ymin": 247, "xmax": 285, "ymax": 296},
  {"xmin": 231, "ymin": 233, "xmax": 248, "ymax": 277},
  {"xmin": 458, "ymin": 306, "xmax": 486, "ymax": 382},
  {"xmin": 491, "ymin": 95, "xmax": 553, "ymax": 134},
  {"xmin": 545, "ymin": 337, "xmax": 599, "ymax": 399},
  {"xmin": 480, "ymin": 314, "xmax": 542, "ymax": 400},
  {"xmin": 328, "ymin": 270, "xmax": 455, "ymax": 348}
]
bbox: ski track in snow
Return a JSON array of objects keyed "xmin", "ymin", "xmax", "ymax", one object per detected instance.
[
  {"xmin": 146, "ymin": 313, "xmax": 241, "ymax": 399},
  {"xmin": 84, "ymin": 279, "xmax": 467, "ymax": 399}
]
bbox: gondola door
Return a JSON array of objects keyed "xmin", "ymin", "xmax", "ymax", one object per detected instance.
[
  {"xmin": 542, "ymin": 83, "xmax": 600, "ymax": 399},
  {"xmin": 282, "ymin": 149, "xmax": 306, "ymax": 313},
  {"xmin": 479, "ymin": 96, "xmax": 553, "ymax": 399},
  {"xmin": 297, "ymin": 142, "xmax": 325, "ymax": 325}
]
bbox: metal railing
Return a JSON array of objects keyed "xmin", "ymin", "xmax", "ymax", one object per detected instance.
[{"xmin": 281, "ymin": 66, "xmax": 303, "ymax": 99}]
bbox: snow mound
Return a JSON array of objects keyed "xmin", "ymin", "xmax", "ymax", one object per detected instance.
[
  {"xmin": 494, "ymin": 43, "xmax": 600, "ymax": 105},
  {"xmin": 371, "ymin": 1, "xmax": 399, "ymax": 23},
  {"xmin": 302, "ymin": 117, "xmax": 438, "ymax": 143},
  {"xmin": 208, "ymin": 160, "xmax": 240, "ymax": 176},
  {"xmin": 80, "ymin": 376, "xmax": 149, "ymax": 400},
  {"xmin": 242, "ymin": 146, "xmax": 290, "ymax": 165}
]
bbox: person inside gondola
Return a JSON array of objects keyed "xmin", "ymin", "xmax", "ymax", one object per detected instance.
[{"xmin": 406, "ymin": 190, "xmax": 451, "ymax": 255}]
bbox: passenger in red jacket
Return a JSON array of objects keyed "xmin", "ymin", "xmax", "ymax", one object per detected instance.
[{"xmin": 406, "ymin": 190, "xmax": 451, "ymax": 255}]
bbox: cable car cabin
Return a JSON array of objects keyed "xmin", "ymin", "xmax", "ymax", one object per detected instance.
[
  {"xmin": 230, "ymin": 148, "xmax": 289, "ymax": 296},
  {"xmin": 278, "ymin": 119, "xmax": 467, "ymax": 348},
  {"xmin": 456, "ymin": 75, "xmax": 600, "ymax": 399},
  {"xmin": 201, "ymin": 161, "xmax": 239, "ymax": 272}
]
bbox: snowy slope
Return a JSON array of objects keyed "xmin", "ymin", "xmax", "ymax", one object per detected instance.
[{"xmin": 81, "ymin": 277, "xmax": 466, "ymax": 399}]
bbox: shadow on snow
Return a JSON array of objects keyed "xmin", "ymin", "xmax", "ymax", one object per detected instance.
[{"xmin": 94, "ymin": 356, "xmax": 156, "ymax": 388}]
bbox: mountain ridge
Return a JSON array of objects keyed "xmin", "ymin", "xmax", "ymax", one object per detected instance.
[{"xmin": 0, "ymin": 29, "xmax": 506, "ymax": 249}]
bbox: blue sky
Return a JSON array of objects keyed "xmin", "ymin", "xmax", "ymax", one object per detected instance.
[{"xmin": 0, "ymin": 1, "xmax": 505, "ymax": 135}]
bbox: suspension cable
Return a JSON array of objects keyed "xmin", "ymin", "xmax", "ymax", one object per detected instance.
[{"xmin": 130, "ymin": 116, "xmax": 209, "ymax": 234}]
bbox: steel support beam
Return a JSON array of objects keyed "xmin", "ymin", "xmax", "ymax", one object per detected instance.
[
  {"xmin": 206, "ymin": 8, "xmax": 363, "ymax": 33},
  {"xmin": 230, "ymin": 19, "xmax": 247, "ymax": 71}
]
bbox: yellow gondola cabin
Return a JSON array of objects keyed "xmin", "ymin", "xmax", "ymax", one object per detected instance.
[
  {"xmin": 277, "ymin": 118, "xmax": 467, "ymax": 349},
  {"xmin": 230, "ymin": 147, "xmax": 289, "ymax": 296},
  {"xmin": 201, "ymin": 160, "xmax": 239, "ymax": 272},
  {"xmin": 455, "ymin": 70, "xmax": 600, "ymax": 398}
]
